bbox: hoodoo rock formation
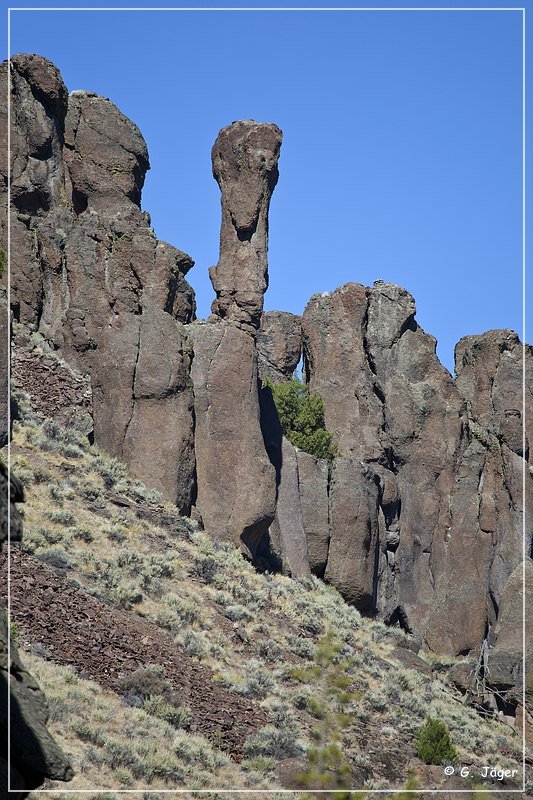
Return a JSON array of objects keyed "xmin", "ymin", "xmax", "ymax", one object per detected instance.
[
  {"xmin": 189, "ymin": 120, "xmax": 282, "ymax": 550},
  {"xmin": 3, "ymin": 52, "xmax": 532, "ymax": 709},
  {"xmin": 209, "ymin": 120, "xmax": 282, "ymax": 329}
]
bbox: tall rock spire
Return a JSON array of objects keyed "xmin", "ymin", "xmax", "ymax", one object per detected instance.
[{"xmin": 209, "ymin": 120, "xmax": 282, "ymax": 329}]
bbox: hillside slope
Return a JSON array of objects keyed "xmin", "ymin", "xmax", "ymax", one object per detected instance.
[{"xmin": 5, "ymin": 399, "xmax": 526, "ymax": 797}]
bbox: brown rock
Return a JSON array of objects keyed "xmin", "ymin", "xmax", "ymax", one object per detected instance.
[
  {"xmin": 121, "ymin": 310, "xmax": 195, "ymax": 513},
  {"xmin": 190, "ymin": 320, "xmax": 276, "ymax": 554},
  {"xmin": 324, "ymin": 458, "xmax": 381, "ymax": 611},
  {"xmin": 296, "ymin": 450, "xmax": 330, "ymax": 577},
  {"xmin": 4, "ymin": 55, "xmax": 197, "ymax": 509},
  {"xmin": 0, "ymin": 55, "xmax": 68, "ymax": 329},
  {"xmin": 210, "ymin": 120, "xmax": 282, "ymax": 329},
  {"xmin": 302, "ymin": 280, "xmax": 530, "ymax": 655},
  {"xmin": 487, "ymin": 561, "xmax": 533, "ymax": 701},
  {"xmin": 64, "ymin": 90, "xmax": 148, "ymax": 211},
  {"xmin": 302, "ymin": 284, "xmax": 384, "ymax": 462},
  {"xmin": 257, "ymin": 311, "xmax": 302, "ymax": 383},
  {"xmin": 267, "ymin": 438, "xmax": 310, "ymax": 578}
]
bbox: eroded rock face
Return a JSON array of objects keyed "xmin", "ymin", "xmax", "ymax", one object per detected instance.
[
  {"xmin": 487, "ymin": 561, "xmax": 533, "ymax": 704},
  {"xmin": 5, "ymin": 53, "xmax": 531, "ymax": 665},
  {"xmin": 190, "ymin": 321, "xmax": 276, "ymax": 554},
  {"xmin": 188, "ymin": 121, "xmax": 282, "ymax": 551},
  {"xmin": 2, "ymin": 54, "xmax": 196, "ymax": 513},
  {"xmin": 325, "ymin": 459, "xmax": 381, "ymax": 611},
  {"xmin": 210, "ymin": 121, "xmax": 282, "ymax": 329},
  {"xmin": 257, "ymin": 311, "xmax": 302, "ymax": 383},
  {"xmin": 302, "ymin": 281, "xmax": 532, "ymax": 655},
  {"xmin": 267, "ymin": 437, "xmax": 310, "ymax": 578},
  {"xmin": 0, "ymin": 462, "xmax": 73, "ymax": 796},
  {"xmin": 296, "ymin": 451, "xmax": 330, "ymax": 577}
]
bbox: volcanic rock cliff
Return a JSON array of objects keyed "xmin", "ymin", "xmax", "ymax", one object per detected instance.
[{"xmin": 2, "ymin": 54, "xmax": 531, "ymax": 714}]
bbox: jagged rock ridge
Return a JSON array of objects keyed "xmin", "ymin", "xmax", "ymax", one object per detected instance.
[{"xmin": 2, "ymin": 53, "xmax": 531, "ymax": 724}]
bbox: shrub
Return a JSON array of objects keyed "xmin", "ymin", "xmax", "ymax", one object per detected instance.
[
  {"xmin": 103, "ymin": 521, "xmax": 128, "ymax": 543},
  {"xmin": 414, "ymin": 716, "xmax": 458, "ymax": 765},
  {"xmin": 32, "ymin": 466, "xmax": 53, "ymax": 484},
  {"xmin": 70, "ymin": 525, "xmax": 94, "ymax": 543},
  {"xmin": 38, "ymin": 546, "xmax": 74, "ymax": 571},
  {"xmin": 109, "ymin": 581, "xmax": 143, "ymax": 610},
  {"xmin": 263, "ymin": 377, "xmax": 337, "ymax": 460},
  {"xmin": 143, "ymin": 695, "xmax": 193, "ymax": 729},
  {"xmin": 117, "ymin": 665, "xmax": 171, "ymax": 702},
  {"xmin": 240, "ymin": 659, "xmax": 276, "ymax": 699},
  {"xmin": 45, "ymin": 510, "xmax": 75, "ymax": 526},
  {"xmin": 243, "ymin": 712, "xmax": 303, "ymax": 760}
]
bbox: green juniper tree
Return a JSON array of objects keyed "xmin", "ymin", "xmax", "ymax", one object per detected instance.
[
  {"xmin": 414, "ymin": 716, "xmax": 457, "ymax": 766},
  {"xmin": 264, "ymin": 376, "xmax": 337, "ymax": 461}
]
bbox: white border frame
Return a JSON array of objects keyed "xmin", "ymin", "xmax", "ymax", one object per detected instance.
[{"xmin": 5, "ymin": 4, "xmax": 527, "ymax": 794}]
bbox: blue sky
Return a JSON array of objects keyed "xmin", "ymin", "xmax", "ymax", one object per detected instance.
[{"xmin": 7, "ymin": 2, "xmax": 526, "ymax": 373}]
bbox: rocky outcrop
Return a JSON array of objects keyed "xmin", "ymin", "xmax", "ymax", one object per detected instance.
[
  {"xmin": 5, "ymin": 53, "xmax": 531, "ymax": 666},
  {"xmin": 2, "ymin": 54, "xmax": 196, "ymax": 513},
  {"xmin": 209, "ymin": 120, "xmax": 282, "ymax": 330},
  {"xmin": 190, "ymin": 321, "xmax": 276, "ymax": 554},
  {"xmin": 267, "ymin": 437, "xmax": 310, "ymax": 578},
  {"xmin": 257, "ymin": 311, "xmax": 302, "ymax": 383},
  {"xmin": 296, "ymin": 451, "xmax": 330, "ymax": 577},
  {"xmin": 189, "ymin": 121, "xmax": 282, "ymax": 550},
  {"xmin": 0, "ymin": 462, "xmax": 73, "ymax": 796},
  {"xmin": 300, "ymin": 281, "xmax": 532, "ymax": 656},
  {"xmin": 487, "ymin": 561, "xmax": 533, "ymax": 705},
  {"xmin": 325, "ymin": 459, "xmax": 381, "ymax": 611}
]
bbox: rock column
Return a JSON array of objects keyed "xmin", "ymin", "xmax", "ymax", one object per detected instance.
[{"xmin": 191, "ymin": 121, "xmax": 281, "ymax": 554}]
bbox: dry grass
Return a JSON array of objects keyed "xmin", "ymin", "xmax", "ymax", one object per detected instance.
[
  {"xmin": 8, "ymin": 406, "xmax": 523, "ymax": 792},
  {"xmin": 23, "ymin": 650, "xmax": 267, "ymax": 794}
]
